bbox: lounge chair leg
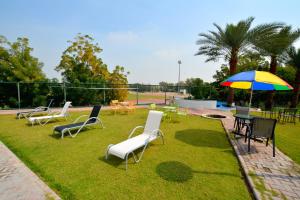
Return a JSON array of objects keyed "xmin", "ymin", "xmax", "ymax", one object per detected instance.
[
  {"xmin": 61, "ymin": 130, "xmax": 65, "ymax": 139},
  {"xmin": 106, "ymin": 145, "xmax": 113, "ymax": 159},
  {"xmin": 248, "ymin": 134, "xmax": 251, "ymax": 153},
  {"xmin": 68, "ymin": 130, "xmax": 73, "ymax": 138},
  {"xmin": 132, "ymin": 152, "xmax": 138, "ymax": 162},
  {"xmin": 159, "ymin": 130, "xmax": 165, "ymax": 144},
  {"xmin": 125, "ymin": 154, "xmax": 129, "ymax": 170},
  {"xmin": 99, "ymin": 120, "xmax": 104, "ymax": 128},
  {"xmin": 273, "ymin": 137, "xmax": 275, "ymax": 157},
  {"xmin": 161, "ymin": 135, "xmax": 165, "ymax": 144}
]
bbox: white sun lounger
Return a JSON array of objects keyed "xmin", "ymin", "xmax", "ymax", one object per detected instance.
[
  {"xmin": 16, "ymin": 99, "xmax": 54, "ymax": 119},
  {"xmin": 28, "ymin": 101, "xmax": 72, "ymax": 126},
  {"xmin": 106, "ymin": 110, "xmax": 164, "ymax": 170}
]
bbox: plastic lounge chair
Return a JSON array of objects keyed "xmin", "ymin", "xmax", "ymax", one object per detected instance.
[
  {"xmin": 53, "ymin": 105, "xmax": 104, "ymax": 138},
  {"xmin": 16, "ymin": 99, "xmax": 54, "ymax": 119},
  {"xmin": 28, "ymin": 101, "xmax": 71, "ymax": 126},
  {"xmin": 149, "ymin": 103, "xmax": 156, "ymax": 110},
  {"xmin": 246, "ymin": 117, "xmax": 277, "ymax": 157},
  {"xmin": 106, "ymin": 110, "xmax": 164, "ymax": 170}
]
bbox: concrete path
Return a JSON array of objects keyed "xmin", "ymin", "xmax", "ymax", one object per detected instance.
[
  {"xmin": 0, "ymin": 142, "xmax": 60, "ymax": 200},
  {"xmin": 191, "ymin": 108, "xmax": 300, "ymax": 200}
]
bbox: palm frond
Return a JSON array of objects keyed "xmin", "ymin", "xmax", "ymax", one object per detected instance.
[{"xmin": 286, "ymin": 46, "xmax": 300, "ymax": 69}]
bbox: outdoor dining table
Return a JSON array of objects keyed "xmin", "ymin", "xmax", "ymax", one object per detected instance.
[
  {"xmin": 233, "ymin": 114, "xmax": 254, "ymax": 137},
  {"xmin": 162, "ymin": 106, "xmax": 177, "ymax": 121},
  {"xmin": 162, "ymin": 106, "xmax": 177, "ymax": 112}
]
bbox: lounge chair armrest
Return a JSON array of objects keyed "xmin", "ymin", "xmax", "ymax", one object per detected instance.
[
  {"xmin": 150, "ymin": 129, "xmax": 162, "ymax": 136},
  {"xmin": 145, "ymin": 129, "xmax": 163, "ymax": 143},
  {"xmin": 82, "ymin": 117, "xmax": 100, "ymax": 125},
  {"xmin": 73, "ymin": 115, "xmax": 89, "ymax": 123},
  {"xmin": 47, "ymin": 111, "xmax": 61, "ymax": 116},
  {"xmin": 36, "ymin": 106, "xmax": 47, "ymax": 109},
  {"xmin": 128, "ymin": 126, "xmax": 144, "ymax": 138}
]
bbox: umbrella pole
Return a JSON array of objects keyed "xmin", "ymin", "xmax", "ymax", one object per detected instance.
[{"xmin": 249, "ymin": 83, "xmax": 253, "ymax": 109}]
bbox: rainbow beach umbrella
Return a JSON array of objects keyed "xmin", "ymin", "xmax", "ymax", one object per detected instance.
[{"xmin": 221, "ymin": 70, "xmax": 293, "ymax": 107}]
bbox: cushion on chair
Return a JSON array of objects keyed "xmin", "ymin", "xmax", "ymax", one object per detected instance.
[
  {"xmin": 54, "ymin": 120, "xmax": 96, "ymax": 132},
  {"xmin": 28, "ymin": 114, "xmax": 63, "ymax": 122},
  {"xmin": 108, "ymin": 134, "xmax": 156, "ymax": 159}
]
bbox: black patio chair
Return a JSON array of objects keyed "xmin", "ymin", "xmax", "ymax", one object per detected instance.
[
  {"xmin": 263, "ymin": 107, "xmax": 282, "ymax": 119},
  {"xmin": 234, "ymin": 106, "xmax": 250, "ymax": 129},
  {"xmin": 16, "ymin": 99, "xmax": 54, "ymax": 119},
  {"xmin": 53, "ymin": 105, "xmax": 104, "ymax": 138},
  {"xmin": 247, "ymin": 117, "xmax": 277, "ymax": 157},
  {"xmin": 281, "ymin": 108, "xmax": 298, "ymax": 124}
]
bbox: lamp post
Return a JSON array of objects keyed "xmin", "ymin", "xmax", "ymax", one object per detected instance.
[{"xmin": 178, "ymin": 60, "xmax": 181, "ymax": 93}]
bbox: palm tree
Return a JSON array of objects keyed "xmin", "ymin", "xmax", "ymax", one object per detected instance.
[
  {"xmin": 286, "ymin": 46, "xmax": 300, "ymax": 108},
  {"xmin": 195, "ymin": 17, "xmax": 282, "ymax": 106},
  {"xmin": 253, "ymin": 26, "xmax": 300, "ymax": 109}
]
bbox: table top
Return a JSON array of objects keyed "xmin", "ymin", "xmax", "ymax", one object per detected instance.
[
  {"xmin": 233, "ymin": 114, "xmax": 254, "ymax": 120},
  {"xmin": 162, "ymin": 106, "xmax": 177, "ymax": 110}
]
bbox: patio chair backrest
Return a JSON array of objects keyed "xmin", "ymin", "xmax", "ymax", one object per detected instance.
[
  {"xmin": 144, "ymin": 111, "xmax": 163, "ymax": 135},
  {"xmin": 252, "ymin": 118, "xmax": 276, "ymax": 138},
  {"xmin": 60, "ymin": 101, "xmax": 72, "ymax": 116},
  {"xmin": 284, "ymin": 108, "xmax": 298, "ymax": 116},
  {"xmin": 88, "ymin": 105, "xmax": 101, "ymax": 123},
  {"xmin": 47, "ymin": 99, "xmax": 54, "ymax": 109},
  {"xmin": 236, "ymin": 106, "xmax": 249, "ymax": 116},
  {"xmin": 111, "ymin": 100, "xmax": 119, "ymax": 105}
]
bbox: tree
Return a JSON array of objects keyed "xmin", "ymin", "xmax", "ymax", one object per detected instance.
[
  {"xmin": 56, "ymin": 34, "xmax": 129, "ymax": 105},
  {"xmin": 286, "ymin": 46, "xmax": 300, "ymax": 107},
  {"xmin": 253, "ymin": 26, "xmax": 300, "ymax": 109},
  {"xmin": 195, "ymin": 17, "xmax": 282, "ymax": 106},
  {"xmin": 56, "ymin": 33, "xmax": 109, "ymax": 83},
  {"xmin": 0, "ymin": 36, "xmax": 47, "ymax": 108},
  {"xmin": 0, "ymin": 36, "xmax": 45, "ymax": 82},
  {"xmin": 185, "ymin": 78, "xmax": 217, "ymax": 99},
  {"xmin": 106, "ymin": 66, "xmax": 129, "ymax": 102}
]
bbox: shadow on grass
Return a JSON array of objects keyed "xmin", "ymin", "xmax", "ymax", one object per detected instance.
[
  {"xmin": 221, "ymin": 149, "xmax": 235, "ymax": 156},
  {"xmin": 99, "ymin": 156, "xmax": 124, "ymax": 167},
  {"xmin": 156, "ymin": 161, "xmax": 241, "ymax": 182},
  {"xmin": 156, "ymin": 161, "xmax": 193, "ymax": 182},
  {"xmin": 175, "ymin": 129, "xmax": 228, "ymax": 149}
]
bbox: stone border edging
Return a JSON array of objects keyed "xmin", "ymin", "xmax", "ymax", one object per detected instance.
[{"xmin": 221, "ymin": 122, "xmax": 260, "ymax": 200}]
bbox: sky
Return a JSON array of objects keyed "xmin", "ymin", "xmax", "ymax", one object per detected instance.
[{"xmin": 1, "ymin": 0, "xmax": 300, "ymax": 84}]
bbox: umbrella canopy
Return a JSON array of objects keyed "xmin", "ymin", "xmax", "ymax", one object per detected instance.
[
  {"xmin": 221, "ymin": 70, "xmax": 293, "ymax": 90},
  {"xmin": 220, "ymin": 70, "xmax": 293, "ymax": 108}
]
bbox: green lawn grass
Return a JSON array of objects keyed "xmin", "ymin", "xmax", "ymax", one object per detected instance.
[
  {"xmin": 0, "ymin": 109, "xmax": 251, "ymax": 200},
  {"xmin": 251, "ymin": 112, "xmax": 300, "ymax": 165}
]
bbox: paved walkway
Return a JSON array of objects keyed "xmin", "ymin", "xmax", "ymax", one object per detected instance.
[
  {"xmin": 0, "ymin": 142, "xmax": 60, "ymax": 200},
  {"xmin": 191, "ymin": 109, "xmax": 300, "ymax": 200}
]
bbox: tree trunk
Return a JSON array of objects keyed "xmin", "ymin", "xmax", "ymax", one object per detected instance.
[
  {"xmin": 227, "ymin": 49, "xmax": 238, "ymax": 106},
  {"xmin": 291, "ymin": 69, "xmax": 300, "ymax": 108},
  {"xmin": 265, "ymin": 55, "xmax": 277, "ymax": 110},
  {"xmin": 269, "ymin": 55, "xmax": 277, "ymax": 74}
]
